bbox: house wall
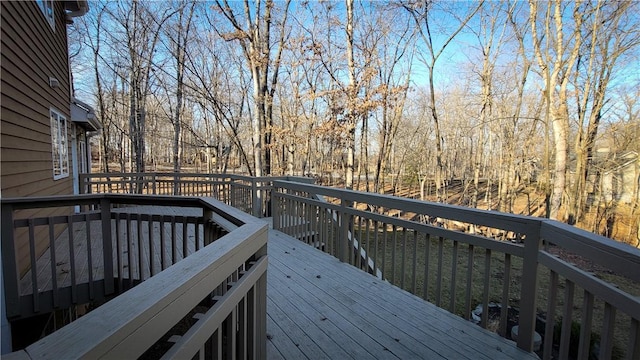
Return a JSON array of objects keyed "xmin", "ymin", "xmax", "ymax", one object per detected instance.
[
  {"xmin": 1, "ymin": 1, "xmax": 75, "ymax": 274},
  {"xmin": 601, "ymin": 159, "xmax": 640, "ymax": 204}
]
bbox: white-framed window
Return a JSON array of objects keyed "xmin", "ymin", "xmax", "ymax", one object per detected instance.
[
  {"xmin": 38, "ymin": 0, "xmax": 55, "ymax": 30},
  {"xmin": 50, "ymin": 109, "xmax": 69, "ymax": 180}
]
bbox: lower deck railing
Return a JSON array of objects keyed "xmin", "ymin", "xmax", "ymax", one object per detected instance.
[
  {"xmin": 272, "ymin": 180, "xmax": 640, "ymax": 359},
  {"xmin": 2, "ymin": 194, "xmax": 268, "ymax": 358},
  {"xmin": 8, "ymin": 220, "xmax": 268, "ymax": 359},
  {"xmin": 80, "ymin": 172, "xmax": 314, "ymax": 217}
]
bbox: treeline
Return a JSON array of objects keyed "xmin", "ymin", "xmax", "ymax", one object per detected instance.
[{"xmin": 70, "ymin": 0, "xmax": 639, "ymax": 232}]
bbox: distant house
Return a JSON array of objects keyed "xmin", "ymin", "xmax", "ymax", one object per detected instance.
[
  {"xmin": 1, "ymin": 0, "xmax": 95, "ymax": 352},
  {"xmin": 587, "ymin": 150, "xmax": 640, "ymax": 204}
]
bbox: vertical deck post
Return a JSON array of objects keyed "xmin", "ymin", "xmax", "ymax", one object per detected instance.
[
  {"xmin": 272, "ymin": 184, "xmax": 280, "ymax": 230},
  {"xmin": 1, "ymin": 204, "xmax": 20, "ymax": 318},
  {"xmin": 517, "ymin": 220, "xmax": 542, "ymax": 352},
  {"xmin": 100, "ymin": 198, "xmax": 114, "ymax": 295},
  {"xmin": 203, "ymin": 208, "xmax": 214, "ymax": 246},
  {"xmin": 252, "ymin": 179, "xmax": 260, "ymax": 217}
]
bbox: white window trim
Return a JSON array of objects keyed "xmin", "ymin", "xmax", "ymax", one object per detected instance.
[
  {"xmin": 38, "ymin": 0, "xmax": 55, "ymax": 30},
  {"xmin": 50, "ymin": 108, "xmax": 69, "ymax": 180}
]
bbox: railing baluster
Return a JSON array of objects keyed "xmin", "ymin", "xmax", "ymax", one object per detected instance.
[
  {"xmin": 423, "ymin": 233, "xmax": 430, "ymax": 301},
  {"xmin": 464, "ymin": 244, "xmax": 474, "ymax": 320},
  {"xmin": 357, "ymin": 216, "xmax": 363, "ymax": 269},
  {"xmin": 628, "ymin": 318, "xmax": 640, "ymax": 360},
  {"xmin": 86, "ymin": 214, "xmax": 94, "ymax": 300},
  {"xmin": 28, "ymin": 219, "xmax": 39, "ymax": 312},
  {"xmin": 391, "ymin": 225, "xmax": 398, "ymax": 284},
  {"xmin": 115, "ymin": 216, "xmax": 123, "ymax": 291},
  {"xmin": 577, "ymin": 290, "xmax": 594, "ymax": 360},
  {"xmin": 195, "ymin": 217, "xmax": 200, "ymax": 252},
  {"xmin": 126, "ymin": 213, "xmax": 133, "ymax": 287},
  {"xmin": 48, "ymin": 219, "xmax": 59, "ymax": 308},
  {"xmin": 401, "ymin": 228, "xmax": 407, "ymax": 289},
  {"xmin": 1, "ymin": 204, "xmax": 20, "ymax": 318},
  {"xmin": 598, "ymin": 303, "xmax": 616, "ymax": 359},
  {"xmin": 67, "ymin": 216, "xmax": 77, "ymax": 303},
  {"xmin": 543, "ymin": 270, "xmax": 558, "ymax": 360},
  {"xmin": 182, "ymin": 216, "xmax": 188, "ymax": 259},
  {"xmin": 365, "ymin": 219, "xmax": 371, "ymax": 274},
  {"xmin": 159, "ymin": 216, "xmax": 166, "ymax": 271},
  {"xmin": 149, "ymin": 216, "xmax": 155, "ymax": 277},
  {"xmin": 381, "ymin": 224, "xmax": 387, "ymax": 281},
  {"xmin": 435, "ymin": 236, "xmax": 444, "ymax": 307},
  {"xmin": 100, "ymin": 198, "xmax": 114, "ymax": 295},
  {"xmin": 411, "ymin": 230, "xmax": 418, "ymax": 293},
  {"xmin": 449, "ymin": 240, "xmax": 458, "ymax": 314},
  {"xmin": 559, "ymin": 279, "xmax": 575, "ymax": 359},
  {"xmin": 499, "ymin": 253, "xmax": 511, "ymax": 337},
  {"xmin": 373, "ymin": 221, "xmax": 379, "ymax": 276},
  {"xmin": 137, "ymin": 214, "xmax": 144, "ymax": 280},
  {"xmin": 481, "ymin": 248, "xmax": 491, "ymax": 328},
  {"xmin": 171, "ymin": 216, "xmax": 177, "ymax": 265}
]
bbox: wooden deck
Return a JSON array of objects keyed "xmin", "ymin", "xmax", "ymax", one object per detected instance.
[
  {"xmin": 265, "ymin": 229, "xmax": 537, "ymax": 359},
  {"xmin": 18, "ymin": 208, "xmax": 538, "ymax": 359}
]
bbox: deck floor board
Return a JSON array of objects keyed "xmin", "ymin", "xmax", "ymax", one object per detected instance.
[{"xmin": 266, "ymin": 229, "xmax": 538, "ymax": 360}]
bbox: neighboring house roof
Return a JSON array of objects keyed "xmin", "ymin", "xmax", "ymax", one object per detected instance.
[{"xmin": 601, "ymin": 151, "xmax": 639, "ymax": 174}]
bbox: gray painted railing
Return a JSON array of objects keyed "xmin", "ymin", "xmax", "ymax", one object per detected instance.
[
  {"xmin": 271, "ymin": 180, "xmax": 640, "ymax": 359},
  {"xmin": 2, "ymin": 194, "xmax": 268, "ymax": 359},
  {"xmin": 0, "ymin": 194, "xmax": 249, "ymax": 320},
  {"xmin": 79, "ymin": 172, "xmax": 314, "ymax": 217}
]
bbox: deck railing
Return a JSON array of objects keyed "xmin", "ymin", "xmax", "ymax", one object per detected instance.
[
  {"xmin": 271, "ymin": 180, "xmax": 640, "ymax": 359},
  {"xmin": 7, "ymin": 173, "xmax": 640, "ymax": 358},
  {"xmin": 2, "ymin": 194, "xmax": 268, "ymax": 358},
  {"xmin": 80, "ymin": 172, "xmax": 314, "ymax": 217}
]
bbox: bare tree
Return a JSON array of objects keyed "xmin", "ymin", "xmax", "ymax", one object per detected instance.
[
  {"xmin": 528, "ymin": 0, "xmax": 583, "ymax": 219},
  {"xmin": 213, "ymin": 0, "xmax": 292, "ymax": 177},
  {"xmin": 567, "ymin": 1, "xmax": 640, "ymax": 224},
  {"xmin": 165, "ymin": 0, "xmax": 196, "ymax": 177},
  {"xmin": 405, "ymin": 0, "xmax": 484, "ymax": 202}
]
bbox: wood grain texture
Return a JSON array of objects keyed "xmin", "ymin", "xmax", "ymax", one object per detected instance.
[{"xmin": 266, "ymin": 229, "xmax": 539, "ymax": 360}]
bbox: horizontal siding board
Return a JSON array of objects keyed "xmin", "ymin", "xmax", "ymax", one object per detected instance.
[
  {"xmin": 1, "ymin": 119, "xmax": 52, "ymax": 144},
  {"xmin": 1, "ymin": 148, "xmax": 55, "ymax": 162},
  {"xmin": 2, "ymin": 174, "xmax": 71, "ymax": 198},
  {"xmin": 0, "ymin": 66, "xmax": 58, "ymax": 116},
  {"xmin": 2, "ymin": 1, "xmax": 70, "ymax": 105},
  {"xmin": 1, "ymin": 162, "xmax": 54, "ymax": 177},
  {"xmin": 1, "ymin": 135, "xmax": 54, "ymax": 153},
  {"xmin": 0, "ymin": 37, "xmax": 60, "ymax": 107},
  {"xmin": 1, "ymin": 95, "xmax": 52, "ymax": 134}
]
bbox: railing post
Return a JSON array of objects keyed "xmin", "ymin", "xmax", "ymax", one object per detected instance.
[
  {"xmin": 1, "ymin": 203, "xmax": 20, "ymax": 319},
  {"xmin": 152, "ymin": 173, "xmax": 157, "ymax": 195},
  {"xmin": 252, "ymin": 180, "xmax": 260, "ymax": 217},
  {"xmin": 517, "ymin": 220, "xmax": 542, "ymax": 352},
  {"xmin": 272, "ymin": 184, "xmax": 280, "ymax": 230},
  {"xmin": 100, "ymin": 198, "xmax": 114, "ymax": 295},
  {"xmin": 203, "ymin": 208, "xmax": 214, "ymax": 246}
]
